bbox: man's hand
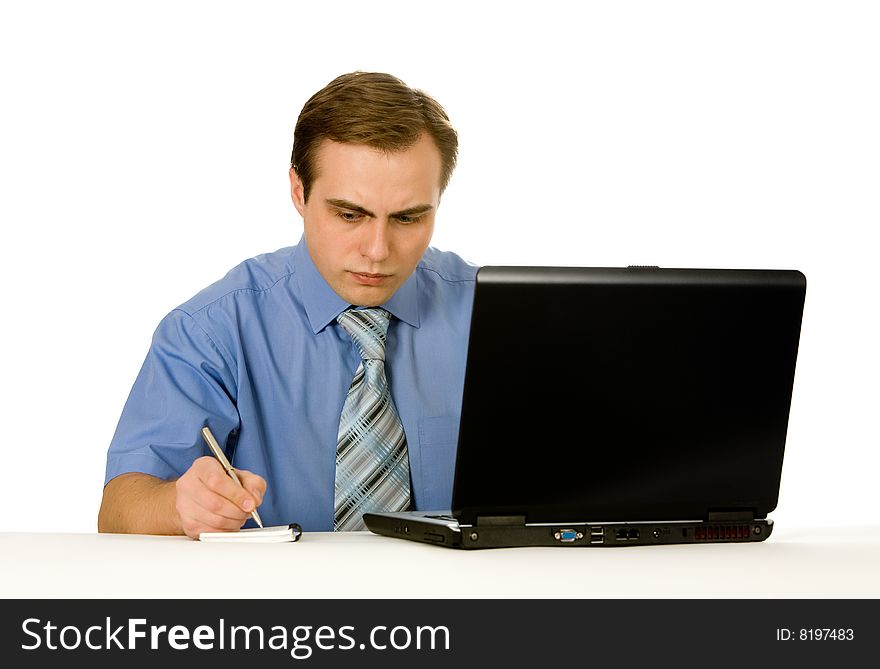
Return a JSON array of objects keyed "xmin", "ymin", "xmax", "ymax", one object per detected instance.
[{"xmin": 174, "ymin": 456, "xmax": 267, "ymax": 539}]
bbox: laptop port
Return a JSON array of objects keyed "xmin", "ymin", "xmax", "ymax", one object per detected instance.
[
  {"xmin": 554, "ymin": 529, "xmax": 583, "ymax": 543},
  {"xmin": 628, "ymin": 528, "xmax": 640, "ymax": 540},
  {"xmin": 590, "ymin": 527, "xmax": 604, "ymax": 544},
  {"xmin": 616, "ymin": 528, "xmax": 628, "ymax": 541}
]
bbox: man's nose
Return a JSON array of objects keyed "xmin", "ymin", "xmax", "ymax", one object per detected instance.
[{"xmin": 360, "ymin": 220, "xmax": 391, "ymax": 263}]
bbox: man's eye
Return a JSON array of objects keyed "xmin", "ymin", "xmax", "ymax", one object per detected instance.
[
  {"xmin": 335, "ymin": 210, "xmax": 363, "ymax": 223},
  {"xmin": 395, "ymin": 214, "xmax": 422, "ymax": 225}
]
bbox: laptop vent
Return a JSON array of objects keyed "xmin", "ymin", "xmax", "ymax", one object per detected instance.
[{"xmin": 695, "ymin": 525, "xmax": 751, "ymax": 541}]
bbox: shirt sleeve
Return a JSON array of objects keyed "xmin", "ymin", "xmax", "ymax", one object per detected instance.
[{"xmin": 104, "ymin": 308, "xmax": 240, "ymax": 485}]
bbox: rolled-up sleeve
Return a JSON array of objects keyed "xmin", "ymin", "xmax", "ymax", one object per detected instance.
[{"xmin": 104, "ymin": 308, "xmax": 240, "ymax": 485}]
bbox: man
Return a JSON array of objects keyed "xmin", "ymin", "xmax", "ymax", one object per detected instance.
[{"xmin": 98, "ymin": 72, "xmax": 476, "ymax": 538}]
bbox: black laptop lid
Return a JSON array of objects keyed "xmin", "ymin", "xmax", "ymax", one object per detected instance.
[{"xmin": 452, "ymin": 267, "xmax": 806, "ymax": 526}]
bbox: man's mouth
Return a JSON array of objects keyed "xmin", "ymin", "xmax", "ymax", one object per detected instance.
[{"xmin": 349, "ymin": 271, "xmax": 391, "ymax": 286}]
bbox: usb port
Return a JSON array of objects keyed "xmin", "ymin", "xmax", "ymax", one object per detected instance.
[{"xmin": 590, "ymin": 526, "xmax": 604, "ymax": 544}]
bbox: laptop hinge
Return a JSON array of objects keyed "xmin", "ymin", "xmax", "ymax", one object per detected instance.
[
  {"xmin": 476, "ymin": 515, "xmax": 527, "ymax": 526},
  {"xmin": 707, "ymin": 510, "xmax": 756, "ymax": 522}
]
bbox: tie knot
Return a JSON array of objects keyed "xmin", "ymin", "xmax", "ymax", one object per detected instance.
[{"xmin": 337, "ymin": 308, "xmax": 390, "ymax": 361}]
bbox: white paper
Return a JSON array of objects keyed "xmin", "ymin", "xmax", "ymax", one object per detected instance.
[{"xmin": 198, "ymin": 524, "xmax": 300, "ymax": 543}]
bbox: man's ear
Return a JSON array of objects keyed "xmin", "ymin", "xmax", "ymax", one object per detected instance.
[{"xmin": 289, "ymin": 168, "xmax": 306, "ymax": 217}]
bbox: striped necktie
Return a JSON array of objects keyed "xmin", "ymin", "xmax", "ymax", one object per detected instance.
[{"xmin": 334, "ymin": 308, "xmax": 412, "ymax": 531}]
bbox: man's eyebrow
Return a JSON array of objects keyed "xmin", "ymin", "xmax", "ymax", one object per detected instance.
[
  {"xmin": 390, "ymin": 204, "xmax": 434, "ymax": 218},
  {"xmin": 325, "ymin": 199, "xmax": 434, "ymax": 219},
  {"xmin": 326, "ymin": 199, "xmax": 375, "ymax": 218}
]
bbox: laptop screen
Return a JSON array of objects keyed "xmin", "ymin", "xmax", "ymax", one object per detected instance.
[{"xmin": 452, "ymin": 267, "xmax": 806, "ymax": 525}]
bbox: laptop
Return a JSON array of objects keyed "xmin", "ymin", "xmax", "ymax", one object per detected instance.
[{"xmin": 364, "ymin": 266, "xmax": 806, "ymax": 548}]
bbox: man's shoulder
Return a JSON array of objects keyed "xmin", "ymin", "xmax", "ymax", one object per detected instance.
[
  {"xmin": 416, "ymin": 246, "xmax": 479, "ymax": 285},
  {"xmin": 176, "ymin": 246, "xmax": 297, "ymax": 316}
]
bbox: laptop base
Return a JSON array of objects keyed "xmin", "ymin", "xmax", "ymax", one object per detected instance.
[{"xmin": 363, "ymin": 512, "xmax": 774, "ymax": 549}]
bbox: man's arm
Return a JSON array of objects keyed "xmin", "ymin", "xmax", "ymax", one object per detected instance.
[
  {"xmin": 98, "ymin": 473, "xmax": 182, "ymax": 535},
  {"xmin": 98, "ymin": 459, "xmax": 266, "ymax": 538}
]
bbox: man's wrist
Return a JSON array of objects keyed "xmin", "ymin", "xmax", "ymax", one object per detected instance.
[{"xmin": 161, "ymin": 478, "xmax": 184, "ymax": 536}]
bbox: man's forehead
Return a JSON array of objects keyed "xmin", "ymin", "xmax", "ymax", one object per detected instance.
[{"xmin": 311, "ymin": 137, "xmax": 442, "ymax": 207}]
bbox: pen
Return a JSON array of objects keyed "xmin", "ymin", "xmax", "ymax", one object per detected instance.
[{"xmin": 200, "ymin": 426, "xmax": 264, "ymax": 528}]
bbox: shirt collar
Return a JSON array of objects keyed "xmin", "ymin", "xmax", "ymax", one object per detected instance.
[{"xmin": 293, "ymin": 235, "xmax": 421, "ymax": 334}]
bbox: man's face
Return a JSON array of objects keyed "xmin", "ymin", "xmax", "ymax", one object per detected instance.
[{"xmin": 290, "ymin": 133, "xmax": 442, "ymax": 307}]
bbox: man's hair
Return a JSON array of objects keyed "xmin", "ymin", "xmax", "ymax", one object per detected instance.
[{"xmin": 291, "ymin": 72, "xmax": 458, "ymax": 202}]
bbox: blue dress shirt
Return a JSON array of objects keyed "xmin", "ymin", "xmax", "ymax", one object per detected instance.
[{"xmin": 105, "ymin": 236, "xmax": 477, "ymax": 530}]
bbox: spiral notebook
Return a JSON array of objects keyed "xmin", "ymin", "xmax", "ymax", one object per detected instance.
[{"xmin": 198, "ymin": 523, "xmax": 302, "ymax": 543}]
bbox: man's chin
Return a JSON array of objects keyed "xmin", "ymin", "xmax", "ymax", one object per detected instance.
[{"xmin": 338, "ymin": 284, "xmax": 395, "ymax": 308}]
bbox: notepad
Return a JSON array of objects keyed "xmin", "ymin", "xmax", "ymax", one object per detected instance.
[{"xmin": 198, "ymin": 523, "xmax": 302, "ymax": 543}]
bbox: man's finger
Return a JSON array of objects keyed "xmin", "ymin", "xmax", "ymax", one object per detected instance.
[
  {"xmin": 193, "ymin": 487, "xmax": 254, "ymax": 522},
  {"xmin": 186, "ymin": 507, "xmax": 249, "ymax": 536},
  {"xmin": 197, "ymin": 466, "xmax": 260, "ymax": 513},
  {"xmin": 236, "ymin": 470, "xmax": 267, "ymax": 506}
]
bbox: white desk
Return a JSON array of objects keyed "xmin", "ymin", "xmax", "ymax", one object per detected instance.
[{"xmin": 2, "ymin": 526, "xmax": 878, "ymax": 598}]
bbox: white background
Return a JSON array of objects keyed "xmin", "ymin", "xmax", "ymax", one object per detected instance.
[{"xmin": 0, "ymin": 1, "xmax": 877, "ymax": 533}]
